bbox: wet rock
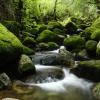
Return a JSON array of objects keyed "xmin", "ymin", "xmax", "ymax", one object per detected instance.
[
  {"xmin": 32, "ymin": 49, "xmax": 74, "ymax": 67},
  {"xmin": 76, "ymin": 49, "xmax": 90, "ymax": 61},
  {"xmin": 12, "ymin": 80, "xmax": 34, "ymax": 94},
  {"xmin": 92, "ymin": 83, "xmax": 100, "ymax": 100},
  {"xmin": 71, "ymin": 60, "xmax": 100, "ymax": 82},
  {"xmin": 64, "ymin": 35, "xmax": 85, "ymax": 52},
  {"xmin": 18, "ymin": 54, "xmax": 36, "ymax": 76},
  {"xmin": 0, "ymin": 73, "xmax": 11, "ymax": 90},
  {"xmin": 24, "ymin": 67, "xmax": 64, "ymax": 83}
]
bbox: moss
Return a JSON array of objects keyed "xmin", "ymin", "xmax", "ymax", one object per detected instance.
[
  {"xmin": 64, "ymin": 35, "xmax": 85, "ymax": 52},
  {"xmin": 91, "ymin": 30, "xmax": 100, "ymax": 41},
  {"xmin": 48, "ymin": 21, "xmax": 63, "ymax": 30},
  {"xmin": 37, "ymin": 43, "xmax": 49, "ymax": 51},
  {"xmin": 96, "ymin": 41, "xmax": 100, "ymax": 58},
  {"xmin": 53, "ymin": 28, "xmax": 65, "ymax": 35},
  {"xmin": 19, "ymin": 54, "xmax": 36, "ymax": 76},
  {"xmin": 85, "ymin": 40, "xmax": 97, "ymax": 56},
  {"xmin": 36, "ymin": 30, "xmax": 64, "ymax": 44},
  {"xmin": 2, "ymin": 20, "xmax": 20, "ymax": 36},
  {"xmin": 23, "ymin": 37, "xmax": 36, "ymax": 49},
  {"xmin": 48, "ymin": 42, "xmax": 59, "ymax": 50},
  {"xmin": 85, "ymin": 17, "xmax": 100, "ymax": 41}
]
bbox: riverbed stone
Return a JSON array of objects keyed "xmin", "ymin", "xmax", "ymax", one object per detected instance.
[
  {"xmin": 36, "ymin": 30, "xmax": 64, "ymax": 45},
  {"xmin": 18, "ymin": 54, "xmax": 36, "ymax": 76},
  {"xmin": 32, "ymin": 49, "xmax": 74, "ymax": 67},
  {"xmin": 85, "ymin": 40, "xmax": 97, "ymax": 57},
  {"xmin": 93, "ymin": 83, "xmax": 100, "ymax": 100},
  {"xmin": 64, "ymin": 35, "xmax": 85, "ymax": 52},
  {"xmin": 71, "ymin": 60, "xmax": 100, "ymax": 82}
]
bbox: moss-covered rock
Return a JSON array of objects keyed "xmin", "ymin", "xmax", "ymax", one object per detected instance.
[
  {"xmin": 64, "ymin": 35, "xmax": 85, "ymax": 52},
  {"xmin": 48, "ymin": 42, "xmax": 59, "ymax": 51},
  {"xmin": 48, "ymin": 21, "xmax": 63, "ymax": 30},
  {"xmin": 65, "ymin": 21, "xmax": 78, "ymax": 35},
  {"xmin": 85, "ymin": 40, "xmax": 97, "ymax": 57},
  {"xmin": 2, "ymin": 20, "xmax": 20, "ymax": 36},
  {"xmin": 71, "ymin": 60, "xmax": 100, "ymax": 82},
  {"xmin": 96, "ymin": 41, "xmax": 100, "ymax": 58},
  {"xmin": 0, "ymin": 23, "xmax": 24, "ymax": 73},
  {"xmin": 23, "ymin": 37, "xmax": 36, "ymax": 49},
  {"xmin": 36, "ymin": 43, "xmax": 49, "ymax": 51},
  {"xmin": 52, "ymin": 28, "xmax": 66, "ymax": 36},
  {"xmin": 0, "ymin": 23, "xmax": 35, "ymax": 78},
  {"xmin": 85, "ymin": 17, "xmax": 100, "ymax": 41},
  {"xmin": 76, "ymin": 49, "xmax": 90, "ymax": 60},
  {"xmin": 18, "ymin": 54, "xmax": 36, "ymax": 76},
  {"xmin": 36, "ymin": 30, "xmax": 64, "ymax": 45},
  {"xmin": 93, "ymin": 83, "xmax": 100, "ymax": 100}
]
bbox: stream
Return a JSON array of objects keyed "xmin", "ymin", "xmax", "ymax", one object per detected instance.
[{"xmin": 24, "ymin": 47, "xmax": 95, "ymax": 100}]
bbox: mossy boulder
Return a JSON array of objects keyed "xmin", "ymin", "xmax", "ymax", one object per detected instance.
[
  {"xmin": 71, "ymin": 60, "xmax": 100, "ymax": 82},
  {"xmin": 48, "ymin": 42, "xmax": 59, "ymax": 51},
  {"xmin": 52, "ymin": 28, "xmax": 65, "ymax": 36},
  {"xmin": 85, "ymin": 17, "xmax": 100, "ymax": 41},
  {"xmin": 2, "ymin": 20, "xmax": 20, "ymax": 36},
  {"xmin": 36, "ymin": 43, "xmax": 49, "ymax": 51},
  {"xmin": 93, "ymin": 83, "xmax": 100, "ymax": 100},
  {"xmin": 85, "ymin": 40, "xmax": 97, "ymax": 56},
  {"xmin": 65, "ymin": 21, "xmax": 78, "ymax": 35},
  {"xmin": 64, "ymin": 35, "xmax": 85, "ymax": 52},
  {"xmin": 18, "ymin": 54, "xmax": 36, "ymax": 76},
  {"xmin": 36, "ymin": 30, "xmax": 64, "ymax": 45},
  {"xmin": 48, "ymin": 21, "xmax": 63, "ymax": 30},
  {"xmin": 0, "ymin": 23, "xmax": 34, "ymax": 77},
  {"xmin": 23, "ymin": 37, "xmax": 36, "ymax": 49}
]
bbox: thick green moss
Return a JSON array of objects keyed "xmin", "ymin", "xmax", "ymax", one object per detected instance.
[
  {"xmin": 2, "ymin": 20, "xmax": 20, "ymax": 36},
  {"xmin": 96, "ymin": 41, "xmax": 100, "ymax": 57},
  {"xmin": 48, "ymin": 21, "xmax": 63, "ymax": 30},
  {"xmin": 23, "ymin": 37, "xmax": 36, "ymax": 49},
  {"xmin": 85, "ymin": 40, "xmax": 97, "ymax": 56},
  {"xmin": 85, "ymin": 17, "xmax": 100, "ymax": 41},
  {"xmin": 64, "ymin": 35, "xmax": 85, "ymax": 52},
  {"xmin": 48, "ymin": 42, "xmax": 59, "ymax": 50},
  {"xmin": 36, "ymin": 30, "xmax": 64, "ymax": 44}
]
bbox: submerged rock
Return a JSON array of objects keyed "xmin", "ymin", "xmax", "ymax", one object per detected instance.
[
  {"xmin": 71, "ymin": 60, "xmax": 100, "ymax": 82},
  {"xmin": 0, "ymin": 73, "xmax": 11, "ymax": 90},
  {"xmin": 93, "ymin": 83, "xmax": 100, "ymax": 100},
  {"xmin": 32, "ymin": 49, "xmax": 74, "ymax": 67}
]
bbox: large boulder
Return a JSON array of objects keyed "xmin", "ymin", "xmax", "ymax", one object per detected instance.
[
  {"xmin": 84, "ymin": 17, "xmax": 100, "ymax": 41},
  {"xmin": 71, "ymin": 60, "xmax": 100, "ymax": 82},
  {"xmin": 48, "ymin": 21, "xmax": 63, "ymax": 30},
  {"xmin": 0, "ymin": 23, "xmax": 34, "ymax": 77},
  {"xmin": 36, "ymin": 30, "xmax": 64, "ymax": 45},
  {"xmin": 64, "ymin": 35, "xmax": 85, "ymax": 52}
]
